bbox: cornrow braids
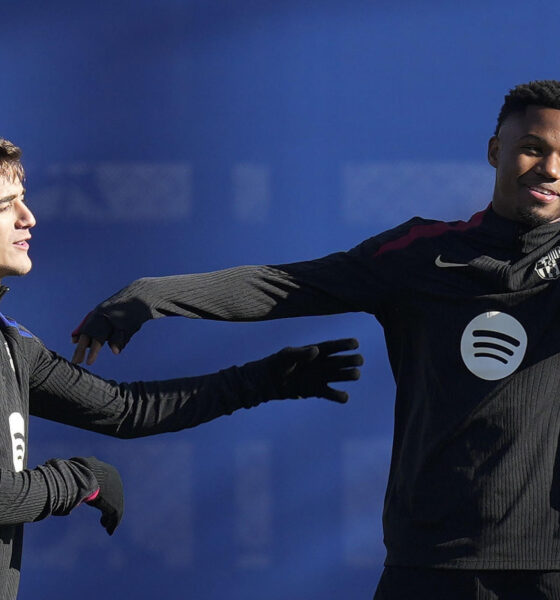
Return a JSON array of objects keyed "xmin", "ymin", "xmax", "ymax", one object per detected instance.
[
  {"xmin": 495, "ymin": 80, "xmax": 560, "ymax": 135},
  {"xmin": 0, "ymin": 138, "xmax": 24, "ymax": 183}
]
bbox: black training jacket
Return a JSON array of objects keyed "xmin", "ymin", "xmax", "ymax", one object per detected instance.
[
  {"xmin": 92, "ymin": 206, "xmax": 560, "ymax": 569},
  {"xmin": 0, "ymin": 290, "xmax": 270, "ymax": 599}
]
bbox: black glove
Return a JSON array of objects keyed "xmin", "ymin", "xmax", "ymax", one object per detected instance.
[
  {"xmin": 72, "ymin": 456, "xmax": 124, "ymax": 536},
  {"xmin": 263, "ymin": 337, "xmax": 363, "ymax": 403},
  {"xmin": 71, "ymin": 293, "xmax": 151, "ymax": 364}
]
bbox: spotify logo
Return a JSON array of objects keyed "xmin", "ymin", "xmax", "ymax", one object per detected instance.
[
  {"xmin": 460, "ymin": 312, "xmax": 527, "ymax": 381},
  {"xmin": 9, "ymin": 412, "xmax": 25, "ymax": 472}
]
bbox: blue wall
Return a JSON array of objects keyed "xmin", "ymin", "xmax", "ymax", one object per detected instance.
[{"xmin": 2, "ymin": 1, "xmax": 559, "ymax": 597}]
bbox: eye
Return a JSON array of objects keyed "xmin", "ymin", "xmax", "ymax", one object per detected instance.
[
  {"xmin": 521, "ymin": 145, "xmax": 542, "ymax": 155},
  {"xmin": 0, "ymin": 202, "xmax": 13, "ymax": 213}
]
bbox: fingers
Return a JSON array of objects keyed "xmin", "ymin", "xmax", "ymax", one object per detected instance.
[
  {"xmin": 324, "ymin": 367, "xmax": 362, "ymax": 383},
  {"xmin": 312, "ymin": 341, "xmax": 362, "ymax": 402},
  {"xmin": 324, "ymin": 353, "xmax": 364, "ymax": 369},
  {"xmin": 279, "ymin": 345, "xmax": 320, "ymax": 367},
  {"xmin": 71, "ymin": 312, "xmax": 116, "ymax": 364},
  {"xmin": 71, "ymin": 336, "xmax": 105, "ymax": 365},
  {"xmin": 321, "ymin": 386, "xmax": 350, "ymax": 404},
  {"xmin": 71, "ymin": 335, "xmax": 91, "ymax": 364},
  {"xmin": 86, "ymin": 339, "xmax": 104, "ymax": 365},
  {"xmin": 312, "ymin": 337, "xmax": 359, "ymax": 356},
  {"xmin": 322, "ymin": 354, "xmax": 363, "ymax": 382},
  {"xmin": 71, "ymin": 338, "xmax": 121, "ymax": 365},
  {"xmin": 281, "ymin": 339, "xmax": 360, "ymax": 370}
]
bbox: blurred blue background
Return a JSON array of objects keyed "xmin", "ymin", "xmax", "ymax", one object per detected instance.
[{"xmin": 2, "ymin": 0, "xmax": 559, "ymax": 597}]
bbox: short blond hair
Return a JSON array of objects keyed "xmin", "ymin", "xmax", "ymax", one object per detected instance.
[{"xmin": 0, "ymin": 138, "xmax": 24, "ymax": 182}]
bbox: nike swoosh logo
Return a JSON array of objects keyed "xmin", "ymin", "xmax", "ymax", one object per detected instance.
[{"xmin": 435, "ymin": 255, "xmax": 469, "ymax": 268}]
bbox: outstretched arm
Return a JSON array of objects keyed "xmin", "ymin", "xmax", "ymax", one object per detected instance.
[
  {"xmin": 31, "ymin": 336, "xmax": 363, "ymax": 438},
  {"xmin": 71, "ymin": 246, "xmax": 382, "ymax": 365}
]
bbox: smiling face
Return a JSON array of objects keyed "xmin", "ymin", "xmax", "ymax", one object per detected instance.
[
  {"xmin": 0, "ymin": 174, "xmax": 36, "ymax": 279},
  {"xmin": 489, "ymin": 105, "xmax": 560, "ymax": 227}
]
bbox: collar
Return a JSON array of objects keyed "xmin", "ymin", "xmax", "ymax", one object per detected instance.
[{"xmin": 478, "ymin": 205, "xmax": 560, "ymax": 254}]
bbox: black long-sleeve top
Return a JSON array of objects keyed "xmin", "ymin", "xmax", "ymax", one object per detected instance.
[
  {"xmin": 0, "ymin": 292, "xmax": 271, "ymax": 599},
  {"xmin": 89, "ymin": 206, "xmax": 560, "ymax": 569}
]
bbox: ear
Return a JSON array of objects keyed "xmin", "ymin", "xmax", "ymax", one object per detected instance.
[{"xmin": 488, "ymin": 136, "xmax": 499, "ymax": 168}]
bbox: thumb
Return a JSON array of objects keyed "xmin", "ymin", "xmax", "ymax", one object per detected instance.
[{"xmin": 108, "ymin": 329, "xmax": 131, "ymax": 353}]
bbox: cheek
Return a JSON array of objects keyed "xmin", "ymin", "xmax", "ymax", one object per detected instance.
[
  {"xmin": 512, "ymin": 154, "xmax": 536, "ymax": 175},
  {"xmin": 497, "ymin": 156, "xmax": 529, "ymax": 186}
]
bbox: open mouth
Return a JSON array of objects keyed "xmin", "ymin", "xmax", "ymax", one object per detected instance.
[{"xmin": 526, "ymin": 185, "xmax": 559, "ymax": 202}]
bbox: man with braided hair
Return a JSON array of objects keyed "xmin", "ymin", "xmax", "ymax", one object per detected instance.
[
  {"xmin": 0, "ymin": 138, "xmax": 363, "ymax": 599},
  {"xmin": 74, "ymin": 80, "xmax": 560, "ymax": 598}
]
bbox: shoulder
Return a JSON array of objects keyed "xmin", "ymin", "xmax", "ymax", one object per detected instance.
[
  {"xmin": 367, "ymin": 210, "xmax": 486, "ymax": 259},
  {"xmin": 0, "ymin": 313, "xmax": 47, "ymax": 375},
  {"xmin": 0, "ymin": 313, "xmax": 43, "ymax": 361},
  {"xmin": 0, "ymin": 313, "xmax": 35, "ymax": 340}
]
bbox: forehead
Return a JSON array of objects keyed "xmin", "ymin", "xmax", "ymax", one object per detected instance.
[
  {"xmin": 0, "ymin": 176, "xmax": 24, "ymax": 198},
  {"xmin": 501, "ymin": 106, "xmax": 560, "ymax": 144}
]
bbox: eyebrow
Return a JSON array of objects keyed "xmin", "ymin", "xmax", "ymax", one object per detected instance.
[
  {"xmin": 518, "ymin": 134, "xmax": 547, "ymax": 143},
  {"xmin": 0, "ymin": 189, "xmax": 26, "ymax": 204}
]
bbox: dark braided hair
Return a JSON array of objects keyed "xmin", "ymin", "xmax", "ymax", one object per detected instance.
[{"xmin": 495, "ymin": 80, "xmax": 560, "ymax": 135}]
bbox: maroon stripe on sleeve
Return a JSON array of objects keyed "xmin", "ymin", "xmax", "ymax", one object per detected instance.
[{"xmin": 373, "ymin": 208, "xmax": 487, "ymax": 258}]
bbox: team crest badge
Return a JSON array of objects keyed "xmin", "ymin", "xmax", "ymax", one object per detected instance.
[{"xmin": 535, "ymin": 246, "xmax": 560, "ymax": 280}]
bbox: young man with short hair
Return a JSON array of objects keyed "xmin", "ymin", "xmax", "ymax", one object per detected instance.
[
  {"xmin": 74, "ymin": 80, "xmax": 560, "ymax": 598},
  {"xmin": 0, "ymin": 138, "xmax": 362, "ymax": 599}
]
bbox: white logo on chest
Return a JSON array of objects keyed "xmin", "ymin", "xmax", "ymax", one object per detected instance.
[
  {"xmin": 9, "ymin": 412, "xmax": 25, "ymax": 472},
  {"xmin": 460, "ymin": 312, "xmax": 528, "ymax": 380}
]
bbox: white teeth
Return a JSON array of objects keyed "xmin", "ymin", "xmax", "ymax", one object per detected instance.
[{"xmin": 532, "ymin": 187, "xmax": 555, "ymax": 195}]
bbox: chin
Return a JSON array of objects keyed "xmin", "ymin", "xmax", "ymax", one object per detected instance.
[
  {"xmin": 516, "ymin": 207, "xmax": 560, "ymax": 228},
  {"xmin": 0, "ymin": 262, "xmax": 32, "ymax": 278}
]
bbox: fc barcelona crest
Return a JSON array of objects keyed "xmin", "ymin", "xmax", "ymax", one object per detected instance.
[{"xmin": 535, "ymin": 246, "xmax": 560, "ymax": 280}]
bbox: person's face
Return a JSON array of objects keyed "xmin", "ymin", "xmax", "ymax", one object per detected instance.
[
  {"xmin": 0, "ymin": 174, "xmax": 35, "ymax": 279},
  {"xmin": 488, "ymin": 105, "xmax": 560, "ymax": 227}
]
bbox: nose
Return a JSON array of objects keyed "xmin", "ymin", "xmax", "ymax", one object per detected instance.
[
  {"xmin": 15, "ymin": 200, "xmax": 36, "ymax": 229},
  {"xmin": 536, "ymin": 152, "xmax": 560, "ymax": 179}
]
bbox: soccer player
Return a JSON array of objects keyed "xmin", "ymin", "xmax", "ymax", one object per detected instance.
[
  {"xmin": 73, "ymin": 80, "xmax": 560, "ymax": 598},
  {"xmin": 0, "ymin": 138, "xmax": 363, "ymax": 599}
]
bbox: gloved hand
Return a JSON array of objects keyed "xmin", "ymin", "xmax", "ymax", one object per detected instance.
[
  {"xmin": 71, "ymin": 291, "xmax": 151, "ymax": 365},
  {"xmin": 262, "ymin": 337, "xmax": 363, "ymax": 403},
  {"xmin": 72, "ymin": 456, "xmax": 124, "ymax": 535}
]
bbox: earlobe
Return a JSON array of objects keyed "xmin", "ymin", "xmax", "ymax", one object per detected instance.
[{"xmin": 488, "ymin": 136, "xmax": 499, "ymax": 168}]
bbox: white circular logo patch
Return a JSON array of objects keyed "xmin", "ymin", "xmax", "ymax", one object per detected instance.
[{"xmin": 460, "ymin": 312, "xmax": 527, "ymax": 381}]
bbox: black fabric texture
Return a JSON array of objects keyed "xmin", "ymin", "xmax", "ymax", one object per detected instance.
[
  {"xmin": 0, "ymin": 309, "xmax": 337, "ymax": 597},
  {"xmin": 374, "ymin": 567, "xmax": 560, "ymax": 600},
  {"xmin": 77, "ymin": 206, "xmax": 560, "ymax": 570}
]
